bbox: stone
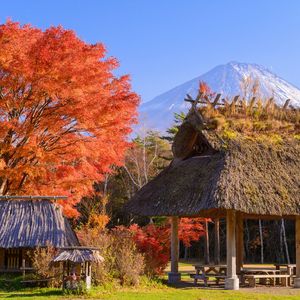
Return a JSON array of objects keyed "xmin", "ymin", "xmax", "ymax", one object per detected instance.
[
  {"xmin": 225, "ymin": 276, "xmax": 239, "ymax": 290},
  {"xmin": 168, "ymin": 272, "xmax": 181, "ymax": 283}
]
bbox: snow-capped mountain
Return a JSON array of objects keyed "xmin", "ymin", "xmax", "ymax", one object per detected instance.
[{"xmin": 139, "ymin": 62, "xmax": 300, "ymax": 132}]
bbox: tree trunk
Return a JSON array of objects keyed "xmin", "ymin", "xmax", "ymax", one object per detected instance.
[
  {"xmin": 184, "ymin": 246, "xmax": 189, "ymax": 260},
  {"xmin": 204, "ymin": 219, "xmax": 210, "ymax": 264},
  {"xmin": 259, "ymin": 219, "xmax": 264, "ymax": 264},
  {"xmin": 245, "ymin": 220, "xmax": 250, "ymax": 261},
  {"xmin": 281, "ymin": 219, "xmax": 290, "ymax": 264},
  {"xmin": 279, "ymin": 220, "xmax": 284, "ymax": 263}
]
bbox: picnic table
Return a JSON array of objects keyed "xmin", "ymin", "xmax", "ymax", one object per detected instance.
[
  {"xmin": 191, "ymin": 264, "xmax": 227, "ymax": 285},
  {"xmin": 241, "ymin": 267, "xmax": 289, "ymax": 287},
  {"xmin": 274, "ymin": 264, "xmax": 296, "ymax": 285}
]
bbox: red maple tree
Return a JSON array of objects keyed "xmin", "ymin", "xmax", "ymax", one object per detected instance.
[
  {"xmin": 129, "ymin": 218, "xmax": 206, "ymax": 275},
  {"xmin": 178, "ymin": 217, "xmax": 206, "ymax": 247},
  {"xmin": 0, "ymin": 21, "xmax": 139, "ymax": 216}
]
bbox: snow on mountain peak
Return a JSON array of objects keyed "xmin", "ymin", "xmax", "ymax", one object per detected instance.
[{"xmin": 139, "ymin": 62, "xmax": 300, "ymax": 132}]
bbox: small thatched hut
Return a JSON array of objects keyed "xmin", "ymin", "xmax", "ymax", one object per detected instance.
[
  {"xmin": 126, "ymin": 93, "xmax": 300, "ymax": 290},
  {"xmin": 53, "ymin": 247, "xmax": 104, "ymax": 290},
  {"xmin": 53, "ymin": 247, "xmax": 104, "ymax": 264},
  {"xmin": 0, "ymin": 197, "xmax": 79, "ymax": 272}
]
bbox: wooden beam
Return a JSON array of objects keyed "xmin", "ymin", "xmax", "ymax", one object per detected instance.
[
  {"xmin": 294, "ymin": 216, "xmax": 300, "ymax": 288},
  {"xmin": 225, "ymin": 210, "xmax": 239, "ymax": 290},
  {"xmin": 212, "ymin": 94, "xmax": 222, "ymax": 107},
  {"xmin": 283, "ymin": 99, "xmax": 290, "ymax": 110}
]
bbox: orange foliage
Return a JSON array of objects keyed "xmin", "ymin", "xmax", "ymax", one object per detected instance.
[
  {"xmin": 0, "ymin": 21, "xmax": 139, "ymax": 216},
  {"xmin": 88, "ymin": 213, "xmax": 110, "ymax": 231}
]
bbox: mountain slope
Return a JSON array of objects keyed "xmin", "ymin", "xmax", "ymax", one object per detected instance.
[{"xmin": 139, "ymin": 62, "xmax": 300, "ymax": 132}]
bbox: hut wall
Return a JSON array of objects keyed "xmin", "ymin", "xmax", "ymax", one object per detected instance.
[
  {"xmin": 0, "ymin": 248, "xmax": 4, "ymax": 269},
  {"xmin": 22, "ymin": 248, "xmax": 33, "ymax": 268}
]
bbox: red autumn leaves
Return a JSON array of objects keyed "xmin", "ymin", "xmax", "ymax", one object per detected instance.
[
  {"xmin": 0, "ymin": 21, "xmax": 139, "ymax": 216},
  {"xmin": 129, "ymin": 218, "xmax": 206, "ymax": 275}
]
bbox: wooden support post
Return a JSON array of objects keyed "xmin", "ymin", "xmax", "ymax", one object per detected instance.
[
  {"xmin": 85, "ymin": 262, "xmax": 92, "ymax": 290},
  {"xmin": 225, "ymin": 210, "xmax": 239, "ymax": 290},
  {"xmin": 294, "ymin": 216, "xmax": 300, "ymax": 288},
  {"xmin": 168, "ymin": 216, "xmax": 181, "ymax": 283},
  {"xmin": 22, "ymin": 258, "xmax": 25, "ymax": 279},
  {"xmin": 236, "ymin": 213, "xmax": 244, "ymax": 274},
  {"xmin": 204, "ymin": 219, "xmax": 210, "ymax": 264},
  {"xmin": 62, "ymin": 262, "xmax": 65, "ymax": 291},
  {"xmin": 214, "ymin": 218, "xmax": 220, "ymax": 265}
]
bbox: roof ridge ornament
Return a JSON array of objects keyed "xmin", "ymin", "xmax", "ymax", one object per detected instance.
[{"xmin": 184, "ymin": 90, "xmax": 293, "ymax": 111}]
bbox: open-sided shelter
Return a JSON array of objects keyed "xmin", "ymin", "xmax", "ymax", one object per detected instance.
[
  {"xmin": 126, "ymin": 92, "xmax": 300, "ymax": 290},
  {"xmin": 0, "ymin": 196, "xmax": 79, "ymax": 272}
]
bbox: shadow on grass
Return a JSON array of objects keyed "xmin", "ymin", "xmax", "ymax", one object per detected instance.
[
  {"xmin": 162, "ymin": 278, "xmax": 226, "ymax": 290},
  {"xmin": 2, "ymin": 289, "xmax": 63, "ymax": 298}
]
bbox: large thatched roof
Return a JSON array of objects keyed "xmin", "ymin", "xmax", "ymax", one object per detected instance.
[
  {"xmin": 0, "ymin": 199, "xmax": 79, "ymax": 248},
  {"xmin": 126, "ymin": 94, "xmax": 300, "ymax": 217}
]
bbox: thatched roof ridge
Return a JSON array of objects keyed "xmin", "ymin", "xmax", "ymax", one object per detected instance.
[
  {"xmin": 126, "ymin": 94, "xmax": 300, "ymax": 217},
  {"xmin": 0, "ymin": 200, "xmax": 79, "ymax": 248}
]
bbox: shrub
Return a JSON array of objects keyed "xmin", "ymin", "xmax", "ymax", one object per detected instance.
[
  {"xmin": 78, "ymin": 214, "xmax": 207, "ymax": 282},
  {"xmin": 129, "ymin": 218, "xmax": 206, "ymax": 276},
  {"xmin": 30, "ymin": 244, "xmax": 62, "ymax": 287},
  {"xmin": 111, "ymin": 228, "xmax": 144, "ymax": 285},
  {"xmin": 129, "ymin": 224, "xmax": 170, "ymax": 276},
  {"xmin": 77, "ymin": 225, "xmax": 144, "ymax": 286},
  {"xmin": 77, "ymin": 226, "xmax": 114, "ymax": 285}
]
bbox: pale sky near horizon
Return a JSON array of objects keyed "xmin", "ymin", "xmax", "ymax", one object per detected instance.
[{"xmin": 1, "ymin": 0, "xmax": 300, "ymax": 103}]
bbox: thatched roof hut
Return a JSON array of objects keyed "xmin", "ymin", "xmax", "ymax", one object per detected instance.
[
  {"xmin": 125, "ymin": 92, "xmax": 300, "ymax": 289},
  {"xmin": 126, "ymin": 139, "xmax": 300, "ymax": 218},
  {"xmin": 126, "ymin": 98, "xmax": 300, "ymax": 219},
  {"xmin": 53, "ymin": 247, "xmax": 104, "ymax": 291},
  {"xmin": 0, "ymin": 199, "xmax": 79, "ymax": 248},
  {"xmin": 53, "ymin": 247, "xmax": 104, "ymax": 263}
]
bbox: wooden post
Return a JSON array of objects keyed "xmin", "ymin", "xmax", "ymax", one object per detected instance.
[
  {"xmin": 22, "ymin": 258, "xmax": 26, "ymax": 279},
  {"xmin": 294, "ymin": 216, "xmax": 300, "ymax": 288},
  {"xmin": 62, "ymin": 262, "xmax": 65, "ymax": 291},
  {"xmin": 204, "ymin": 219, "xmax": 210, "ymax": 264},
  {"xmin": 236, "ymin": 214, "xmax": 243, "ymax": 274},
  {"xmin": 225, "ymin": 210, "xmax": 239, "ymax": 290},
  {"xmin": 168, "ymin": 216, "xmax": 181, "ymax": 283},
  {"xmin": 214, "ymin": 218, "xmax": 220, "ymax": 265},
  {"xmin": 85, "ymin": 262, "xmax": 92, "ymax": 290}
]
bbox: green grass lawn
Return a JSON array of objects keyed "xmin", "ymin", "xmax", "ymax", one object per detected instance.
[
  {"xmin": 1, "ymin": 286, "xmax": 300, "ymax": 300},
  {"xmin": 1, "ymin": 262, "xmax": 300, "ymax": 299}
]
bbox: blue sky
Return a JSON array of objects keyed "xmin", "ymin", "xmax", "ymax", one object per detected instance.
[{"xmin": 1, "ymin": 0, "xmax": 300, "ymax": 102}]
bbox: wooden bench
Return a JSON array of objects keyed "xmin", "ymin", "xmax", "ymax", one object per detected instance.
[
  {"xmin": 190, "ymin": 274, "xmax": 227, "ymax": 286},
  {"xmin": 21, "ymin": 278, "xmax": 52, "ymax": 287},
  {"xmin": 214, "ymin": 275, "xmax": 226, "ymax": 285},
  {"xmin": 189, "ymin": 273, "xmax": 207, "ymax": 286},
  {"xmin": 244, "ymin": 274, "xmax": 290, "ymax": 287}
]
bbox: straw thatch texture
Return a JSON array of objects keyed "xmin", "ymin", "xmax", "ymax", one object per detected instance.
[
  {"xmin": 0, "ymin": 200, "xmax": 79, "ymax": 248},
  {"xmin": 126, "ymin": 139, "xmax": 300, "ymax": 217},
  {"xmin": 53, "ymin": 248, "xmax": 104, "ymax": 263},
  {"xmin": 126, "ymin": 98, "xmax": 300, "ymax": 217}
]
